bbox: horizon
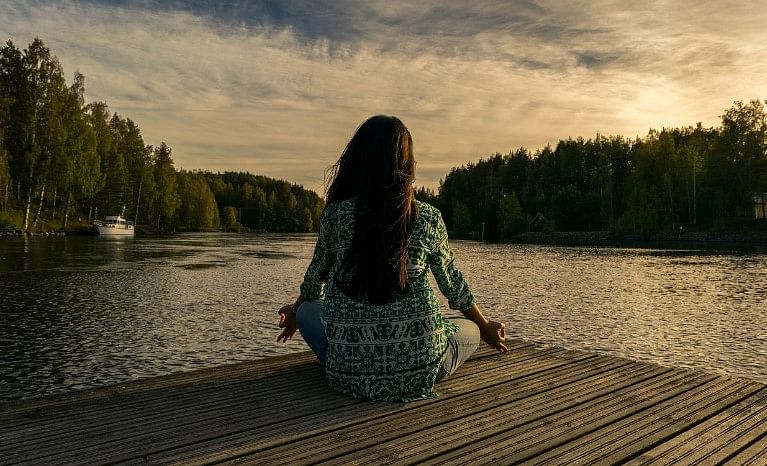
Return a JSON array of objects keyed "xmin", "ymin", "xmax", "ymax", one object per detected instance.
[{"xmin": 2, "ymin": 1, "xmax": 767, "ymax": 192}]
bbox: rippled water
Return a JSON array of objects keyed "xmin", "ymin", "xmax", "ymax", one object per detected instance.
[{"xmin": 1, "ymin": 234, "xmax": 765, "ymax": 400}]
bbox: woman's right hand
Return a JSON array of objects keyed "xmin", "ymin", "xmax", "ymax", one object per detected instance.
[
  {"xmin": 480, "ymin": 320, "xmax": 508, "ymax": 353},
  {"xmin": 277, "ymin": 303, "xmax": 298, "ymax": 343}
]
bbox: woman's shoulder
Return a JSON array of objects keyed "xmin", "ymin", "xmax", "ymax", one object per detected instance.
[
  {"xmin": 415, "ymin": 200, "xmax": 442, "ymax": 223},
  {"xmin": 413, "ymin": 201, "xmax": 446, "ymax": 245},
  {"xmin": 324, "ymin": 198, "xmax": 356, "ymax": 217},
  {"xmin": 325, "ymin": 198, "xmax": 441, "ymax": 223}
]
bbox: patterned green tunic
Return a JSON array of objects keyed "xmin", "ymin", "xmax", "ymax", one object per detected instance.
[{"xmin": 299, "ymin": 199, "xmax": 475, "ymax": 402}]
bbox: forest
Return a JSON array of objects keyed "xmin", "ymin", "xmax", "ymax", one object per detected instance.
[
  {"xmin": 2, "ymin": 38, "xmax": 765, "ymax": 240},
  {"xmin": 0, "ymin": 38, "xmax": 323, "ymax": 234},
  {"xmin": 421, "ymin": 100, "xmax": 767, "ymax": 240}
]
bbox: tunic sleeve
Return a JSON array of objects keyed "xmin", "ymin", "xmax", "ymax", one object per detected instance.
[
  {"xmin": 427, "ymin": 212, "xmax": 475, "ymax": 310},
  {"xmin": 299, "ymin": 204, "xmax": 333, "ymax": 300}
]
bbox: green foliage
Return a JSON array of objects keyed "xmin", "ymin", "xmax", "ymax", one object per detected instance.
[
  {"xmin": 59, "ymin": 72, "xmax": 100, "ymax": 229},
  {"xmin": 414, "ymin": 186, "xmax": 438, "ymax": 207},
  {"xmin": 204, "ymin": 171, "xmax": 322, "ymax": 233},
  {"xmin": 0, "ymin": 38, "xmax": 323, "ymax": 234},
  {"xmin": 298, "ymin": 207, "xmax": 313, "ymax": 232},
  {"xmin": 153, "ymin": 142, "xmax": 180, "ymax": 230},
  {"xmin": 177, "ymin": 171, "xmax": 220, "ymax": 231},
  {"xmin": 0, "ymin": 211, "xmax": 16, "ymax": 231},
  {"xmin": 221, "ymin": 206, "xmax": 240, "ymax": 232},
  {"xmin": 451, "ymin": 201, "xmax": 473, "ymax": 236},
  {"xmin": 497, "ymin": 193, "xmax": 526, "ymax": 239},
  {"xmin": 439, "ymin": 101, "xmax": 767, "ymax": 238},
  {"xmin": 1, "ymin": 38, "xmax": 764, "ymax": 238},
  {"xmin": 0, "ymin": 143, "xmax": 9, "ymax": 210},
  {"xmin": 550, "ymin": 185, "xmax": 602, "ymax": 231}
]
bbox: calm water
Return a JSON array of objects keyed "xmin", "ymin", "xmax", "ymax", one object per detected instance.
[{"xmin": 1, "ymin": 234, "xmax": 765, "ymax": 400}]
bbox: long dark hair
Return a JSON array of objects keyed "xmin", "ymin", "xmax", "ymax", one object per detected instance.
[{"xmin": 326, "ymin": 115, "xmax": 417, "ymax": 304}]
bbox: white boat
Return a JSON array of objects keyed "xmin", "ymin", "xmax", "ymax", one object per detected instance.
[{"xmin": 97, "ymin": 215, "xmax": 135, "ymax": 236}]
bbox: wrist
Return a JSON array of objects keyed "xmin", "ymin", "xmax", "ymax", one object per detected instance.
[
  {"xmin": 478, "ymin": 320, "xmax": 494, "ymax": 334},
  {"xmin": 294, "ymin": 295, "xmax": 306, "ymax": 307},
  {"xmin": 280, "ymin": 303, "xmax": 298, "ymax": 316}
]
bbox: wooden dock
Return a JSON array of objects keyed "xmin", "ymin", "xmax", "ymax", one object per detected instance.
[{"xmin": 1, "ymin": 340, "xmax": 766, "ymax": 465}]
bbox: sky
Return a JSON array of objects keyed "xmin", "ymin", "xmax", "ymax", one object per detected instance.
[{"xmin": 2, "ymin": 0, "xmax": 767, "ymax": 192}]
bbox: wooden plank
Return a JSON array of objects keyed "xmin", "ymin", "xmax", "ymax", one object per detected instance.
[
  {"xmin": 526, "ymin": 379, "xmax": 763, "ymax": 465},
  {"xmin": 2, "ymin": 341, "xmax": 764, "ymax": 466},
  {"xmin": 415, "ymin": 370, "xmax": 715, "ymax": 465},
  {"xmin": 229, "ymin": 360, "xmax": 665, "ymax": 465},
  {"xmin": 1, "ymin": 365, "xmax": 325, "ymax": 444},
  {"xmin": 625, "ymin": 386, "xmax": 767, "ymax": 465},
  {"xmin": 472, "ymin": 340, "xmax": 535, "ymax": 358},
  {"xmin": 0, "ymin": 340, "xmax": 528, "ymax": 422},
  {"xmin": 142, "ymin": 351, "xmax": 604, "ymax": 465},
  {"xmin": 729, "ymin": 433, "xmax": 767, "ymax": 465},
  {"xmin": 3, "ymin": 387, "xmax": 359, "ymax": 465},
  {"xmin": 2, "ymin": 346, "xmax": 541, "ymax": 465},
  {"xmin": 1, "ymin": 343, "xmax": 533, "ymax": 447},
  {"xmin": 0, "ymin": 351, "xmax": 317, "ymax": 423},
  {"xmin": 0, "ymin": 342, "xmax": 531, "ymax": 432},
  {"xmin": 138, "ymin": 349, "xmax": 590, "ymax": 465},
  {"xmin": 325, "ymin": 366, "xmax": 683, "ymax": 466}
]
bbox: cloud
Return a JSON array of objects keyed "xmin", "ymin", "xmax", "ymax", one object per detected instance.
[{"xmin": 2, "ymin": 0, "xmax": 766, "ymax": 191}]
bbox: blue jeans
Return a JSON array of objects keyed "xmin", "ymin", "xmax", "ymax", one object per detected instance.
[{"xmin": 295, "ymin": 300, "xmax": 480, "ymax": 382}]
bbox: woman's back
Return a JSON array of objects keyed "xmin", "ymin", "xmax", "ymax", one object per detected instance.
[
  {"xmin": 277, "ymin": 115, "xmax": 506, "ymax": 402},
  {"xmin": 299, "ymin": 198, "xmax": 474, "ymax": 401}
]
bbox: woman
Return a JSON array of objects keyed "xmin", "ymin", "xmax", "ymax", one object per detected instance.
[{"xmin": 277, "ymin": 115, "xmax": 507, "ymax": 402}]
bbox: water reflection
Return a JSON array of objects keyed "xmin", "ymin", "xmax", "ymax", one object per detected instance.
[
  {"xmin": 0, "ymin": 235, "xmax": 765, "ymax": 400},
  {"xmin": 449, "ymin": 242, "xmax": 767, "ymax": 382}
]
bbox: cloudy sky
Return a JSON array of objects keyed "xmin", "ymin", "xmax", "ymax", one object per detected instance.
[{"xmin": 2, "ymin": 1, "xmax": 767, "ymax": 191}]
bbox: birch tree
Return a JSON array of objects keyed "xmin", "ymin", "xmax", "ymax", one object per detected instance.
[
  {"xmin": 60, "ymin": 72, "xmax": 99, "ymax": 229},
  {"xmin": 153, "ymin": 142, "xmax": 180, "ymax": 230}
]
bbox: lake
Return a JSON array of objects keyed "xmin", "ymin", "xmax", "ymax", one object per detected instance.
[{"xmin": 1, "ymin": 234, "xmax": 765, "ymax": 400}]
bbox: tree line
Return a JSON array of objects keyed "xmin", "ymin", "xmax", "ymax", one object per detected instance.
[
  {"xmin": 3, "ymin": 38, "xmax": 765, "ymax": 239},
  {"xmin": 0, "ymin": 38, "xmax": 322, "ymax": 233},
  {"xmin": 421, "ymin": 100, "xmax": 767, "ymax": 240}
]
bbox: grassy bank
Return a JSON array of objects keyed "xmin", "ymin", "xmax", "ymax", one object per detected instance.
[{"xmin": 0, "ymin": 208, "xmax": 96, "ymax": 236}]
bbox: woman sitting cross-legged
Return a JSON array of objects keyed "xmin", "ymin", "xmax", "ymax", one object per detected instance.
[{"xmin": 277, "ymin": 115, "xmax": 507, "ymax": 402}]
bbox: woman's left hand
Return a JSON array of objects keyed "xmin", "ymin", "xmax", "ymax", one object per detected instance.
[
  {"xmin": 277, "ymin": 304, "xmax": 298, "ymax": 343},
  {"xmin": 480, "ymin": 320, "xmax": 508, "ymax": 353}
]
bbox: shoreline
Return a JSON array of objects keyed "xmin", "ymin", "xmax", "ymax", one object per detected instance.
[
  {"xmin": 4, "ymin": 228, "xmax": 767, "ymax": 250},
  {"xmin": 0, "ymin": 229, "xmax": 96, "ymax": 237},
  {"xmin": 505, "ymin": 230, "xmax": 767, "ymax": 249}
]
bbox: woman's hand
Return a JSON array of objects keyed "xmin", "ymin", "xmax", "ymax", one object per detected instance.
[
  {"xmin": 277, "ymin": 303, "xmax": 298, "ymax": 343},
  {"xmin": 459, "ymin": 303, "xmax": 508, "ymax": 354},
  {"xmin": 479, "ymin": 320, "xmax": 507, "ymax": 353}
]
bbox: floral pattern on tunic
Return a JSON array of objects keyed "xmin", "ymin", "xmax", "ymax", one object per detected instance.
[{"xmin": 299, "ymin": 199, "xmax": 474, "ymax": 402}]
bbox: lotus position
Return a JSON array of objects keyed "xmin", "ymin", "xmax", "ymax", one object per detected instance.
[{"xmin": 277, "ymin": 115, "xmax": 507, "ymax": 402}]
